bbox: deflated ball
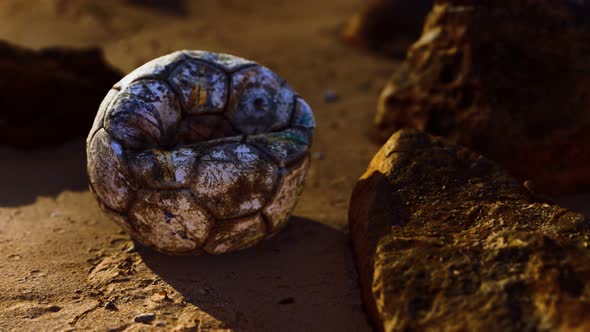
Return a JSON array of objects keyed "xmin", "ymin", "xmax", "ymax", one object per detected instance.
[{"xmin": 86, "ymin": 51, "xmax": 315, "ymax": 254}]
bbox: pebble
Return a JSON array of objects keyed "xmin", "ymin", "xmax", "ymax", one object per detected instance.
[
  {"xmin": 134, "ymin": 312, "xmax": 156, "ymax": 323},
  {"xmin": 104, "ymin": 301, "xmax": 118, "ymax": 311},
  {"xmin": 323, "ymin": 90, "xmax": 339, "ymax": 103},
  {"xmin": 124, "ymin": 242, "xmax": 136, "ymax": 253}
]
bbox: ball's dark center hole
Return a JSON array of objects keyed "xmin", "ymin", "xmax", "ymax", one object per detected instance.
[{"xmin": 253, "ymin": 97, "xmax": 266, "ymax": 111}]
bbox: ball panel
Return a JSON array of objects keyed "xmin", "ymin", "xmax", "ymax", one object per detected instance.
[
  {"xmin": 128, "ymin": 147, "xmax": 198, "ymax": 189},
  {"xmin": 114, "ymin": 51, "xmax": 189, "ymax": 89},
  {"xmin": 87, "ymin": 129, "xmax": 136, "ymax": 212},
  {"xmin": 87, "ymin": 88, "xmax": 119, "ymax": 148},
  {"xmin": 292, "ymin": 97, "xmax": 316, "ymax": 130},
  {"xmin": 105, "ymin": 94, "xmax": 163, "ymax": 149},
  {"xmin": 184, "ymin": 51, "xmax": 255, "ymax": 72},
  {"xmin": 191, "ymin": 143, "xmax": 279, "ymax": 220},
  {"xmin": 247, "ymin": 128, "xmax": 311, "ymax": 168},
  {"xmin": 203, "ymin": 214, "xmax": 266, "ymax": 254},
  {"xmin": 129, "ymin": 189, "xmax": 213, "ymax": 253},
  {"xmin": 263, "ymin": 156, "xmax": 310, "ymax": 233},
  {"xmin": 168, "ymin": 60, "xmax": 228, "ymax": 115},
  {"xmin": 124, "ymin": 80, "xmax": 181, "ymax": 144},
  {"xmin": 97, "ymin": 202, "xmax": 153, "ymax": 248},
  {"xmin": 175, "ymin": 114, "xmax": 238, "ymax": 144},
  {"xmin": 227, "ymin": 66, "xmax": 294, "ymax": 135}
]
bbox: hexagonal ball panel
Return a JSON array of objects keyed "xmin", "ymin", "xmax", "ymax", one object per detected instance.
[
  {"xmin": 226, "ymin": 66, "xmax": 295, "ymax": 135},
  {"xmin": 129, "ymin": 189, "xmax": 213, "ymax": 253},
  {"xmin": 263, "ymin": 157, "xmax": 310, "ymax": 233},
  {"xmin": 128, "ymin": 147, "xmax": 198, "ymax": 189},
  {"xmin": 292, "ymin": 97, "xmax": 316, "ymax": 130},
  {"xmin": 185, "ymin": 51, "xmax": 255, "ymax": 72},
  {"xmin": 203, "ymin": 214, "xmax": 266, "ymax": 254},
  {"xmin": 114, "ymin": 51, "xmax": 189, "ymax": 89},
  {"xmin": 191, "ymin": 143, "xmax": 278, "ymax": 220},
  {"xmin": 87, "ymin": 88, "xmax": 119, "ymax": 147},
  {"xmin": 87, "ymin": 129, "xmax": 136, "ymax": 212}
]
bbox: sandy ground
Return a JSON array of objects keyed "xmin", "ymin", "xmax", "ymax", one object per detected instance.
[
  {"xmin": 0, "ymin": 1, "xmax": 395, "ymax": 331},
  {"xmin": 0, "ymin": 1, "xmax": 588, "ymax": 331}
]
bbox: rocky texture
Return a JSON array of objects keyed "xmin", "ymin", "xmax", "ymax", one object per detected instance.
[
  {"xmin": 343, "ymin": 0, "xmax": 434, "ymax": 56},
  {"xmin": 376, "ymin": 0, "xmax": 590, "ymax": 195},
  {"xmin": 349, "ymin": 129, "xmax": 590, "ymax": 331},
  {"xmin": 0, "ymin": 40, "xmax": 122, "ymax": 148}
]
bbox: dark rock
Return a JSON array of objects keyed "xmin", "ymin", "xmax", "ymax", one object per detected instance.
[
  {"xmin": 125, "ymin": 0, "xmax": 187, "ymax": 15},
  {"xmin": 134, "ymin": 312, "xmax": 156, "ymax": 323},
  {"xmin": 0, "ymin": 40, "xmax": 122, "ymax": 149},
  {"xmin": 323, "ymin": 90, "xmax": 339, "ymax": 103},
  {"xmin": 375, "ymin": 0, "xmax": 590, "ymax": 194},
  {"xmin": 349, "ymin": 129, "xmax": 590, "ymax": 331},
  {"xmin": 343, "ymin": 0, "xmax": 434, "ymax": 56},
  {"xmin": 104, "ymin": 301, "xmax": 117, "ymax": 311}
]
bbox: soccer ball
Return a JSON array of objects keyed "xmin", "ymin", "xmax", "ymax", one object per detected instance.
[{"xmin": 86, "ymin": 51, "xmax": 315, "ymax": 255}]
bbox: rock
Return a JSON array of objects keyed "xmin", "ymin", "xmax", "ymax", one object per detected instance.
[
  {"xmin": 0, "ymin": 40, "xmax": 122, "ymax": 149},
  {"xmin": 349, "ymin": 129, "xmax": 590, "ymax": 331},
  {"xmin": 323, "ymin": 90, "xmax": 339, "ymax": 103},
  {"xmin": 104, "ymin": 301, "xmax": 117, "ymax": 311},
  {"xmin": 375, "ymin": 0, "xmax": 590, "ymax": 195},
  {"xmin": 134, "ymin": 312, "xmax": 156, "ymax": 323},
  {"xmin": 343, "ymin": 0, "xmax": 434, "ymax": 56}
]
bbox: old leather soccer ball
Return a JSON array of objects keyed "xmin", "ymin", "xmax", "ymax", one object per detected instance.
[{"xmin": 86, "ymin": 51, "xmax": 315, "ymax": 254}]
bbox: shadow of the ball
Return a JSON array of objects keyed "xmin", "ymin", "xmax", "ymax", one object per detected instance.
[{"xmin": 138, "ymin": 216, "xmax": 363, "ymax": 331}]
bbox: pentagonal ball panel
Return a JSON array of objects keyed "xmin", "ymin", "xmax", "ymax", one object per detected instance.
[
  {"xmin": 168, "ymin": 60, "xmax": 228, "ymax": 115},
  {"xmin": 226, "ymin": 66, "xmax": 295, "ymax": 134},
  {"xmin": 129, "ymin": 189, "xmax": 213, "ymax": 253},
  {"xmin": 191, "ymin": 143, "xmax": 278, "ymax": 220},
  {"xmin": 203, "ymin": 214, "xmax": 266, "ymax": 254},
  {"xmin": 87, "ymin": 129, "xmax": 136, "ymax": 212},
  {"xmin": 123, "ymin": 80, "xmax": 181, "ymax": 144},
  {"xmin": 248, "ymin": 128, "xmax": 311, "ymax": 168}
]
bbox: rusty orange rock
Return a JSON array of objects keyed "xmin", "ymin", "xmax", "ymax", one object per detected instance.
[
  {"xmin": 375, "ymin": 0, "xmax": 590, "ymax": 194},
  {"xmin": 350, "ymin": 129, "xmax": 590, "ymax": 331}
]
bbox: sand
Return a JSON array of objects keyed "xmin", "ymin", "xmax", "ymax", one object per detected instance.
[{"xmin": 0, "ymin": 1, "xmax": 587, "ymax": 331}]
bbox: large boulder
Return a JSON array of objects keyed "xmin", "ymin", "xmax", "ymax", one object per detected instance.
[
  {"xmin": 375, "ymin": 0, "xmax": 590, "ymax": 194},
  {"xmin": 349, "ymin": 129, "xmax": 590, "ymax": 331},
  {"xmin": 0, "ymin": 41, "xmax": 122, "ymax": 149},
  {"xmin": 343, "ymin": 0, "xmax": 434, "ymax": 56}
]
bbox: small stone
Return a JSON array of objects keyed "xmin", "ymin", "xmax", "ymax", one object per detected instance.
[
  {"xmin": 104, "ymin": 301, "xmax": 118, "ymax": 311},
  {"xmin": 124, "ymin": 242, "xmax": 136, "ymax": 253},
  {"xmin": 313, "ymin": 152, "xmax": 324, "ymax": 160},
  {"xmin": 278, "ymin": 297, "xmax": 295, "ymax": 305},
  {"xmin": 134, "ymin": 312, "xmax": 156, "ymax": 324},
  {"xmin": 323, "ymin": 90, "xmax": 339, "ymax": 103}
]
